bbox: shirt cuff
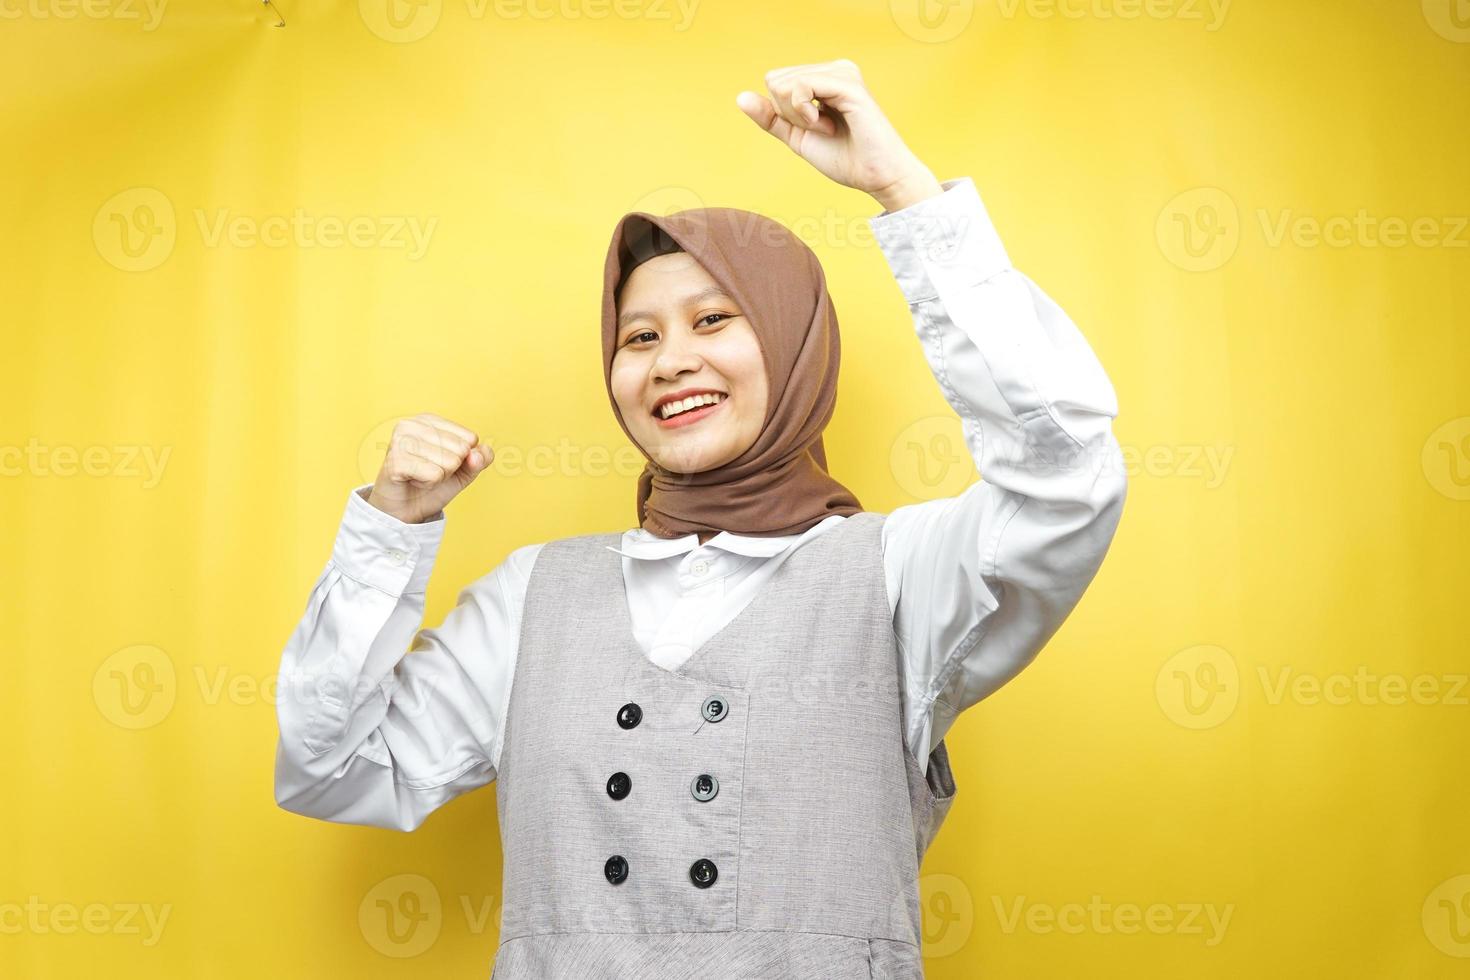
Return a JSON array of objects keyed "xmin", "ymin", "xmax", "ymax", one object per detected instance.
[
  {"xmin": 868, "ymin": 176, "xmax": 1012, "ymax": 304},
  {"xmin": 330, "ymin": 484, "xmax": 446, "ymax": 596}
]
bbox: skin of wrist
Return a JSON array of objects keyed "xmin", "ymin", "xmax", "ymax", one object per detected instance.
[{"xmin": 871, "ymin": 169, "xmax": 944, "ymax": 214}]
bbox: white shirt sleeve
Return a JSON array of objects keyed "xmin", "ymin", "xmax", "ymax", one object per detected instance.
[
  {"xmin": 868, "ymin": 177, "xmax": 1128, "ymax": 773},
  {"xmin": 272, "ymin": 484, "xmax": 539, "ymax": 831}
]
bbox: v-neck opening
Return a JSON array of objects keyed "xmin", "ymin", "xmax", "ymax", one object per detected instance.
[{"xmin": 608, "ymin": 513, "xmax": 868, "ymax": 679}]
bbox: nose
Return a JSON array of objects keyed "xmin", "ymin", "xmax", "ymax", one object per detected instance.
[{"xmin": 650, "ymin": 325, "xmax": 704, "ymax": 384}]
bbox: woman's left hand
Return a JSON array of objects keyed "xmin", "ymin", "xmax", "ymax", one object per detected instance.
[{"xmin": 736, "ymin": 59, "xmax": 943, "ymax": 213}]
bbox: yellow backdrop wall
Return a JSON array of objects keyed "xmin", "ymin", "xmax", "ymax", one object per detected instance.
[{"xmin": 2, "ymin": 1, "xmax": 1467, "ymax": 977}]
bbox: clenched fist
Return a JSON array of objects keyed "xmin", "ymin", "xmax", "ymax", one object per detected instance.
[
  {"xmin": 734, "ymin": 58, "xmax": 942, "ymax": 213},
  {"xmin": 366, "ymin": 413, "xmax": 492, "ymax": 525}
]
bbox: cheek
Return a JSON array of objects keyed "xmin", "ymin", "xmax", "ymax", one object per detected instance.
[
  {"xmin": 739, "ymin": 383, "xmax": 768, "ymax": 430},
  {"xmin": 719, "ymin": 329, "xmax": 766, "ymax": 412},
  {"xmin": 710, "ymin": 336, "xmax": 765, "ymax": 395},
  {"xmin": 610, "ymin": 367, "xmax": 646, "ymax": 422},
  {"xmin": 727, "ymin": 356, "xmax": 768, "ymax": 418}
]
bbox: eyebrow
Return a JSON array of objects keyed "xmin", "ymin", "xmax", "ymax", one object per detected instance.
[{"xmin": 617, "ymin": 285, "xmax": 735, "ymax": 334}]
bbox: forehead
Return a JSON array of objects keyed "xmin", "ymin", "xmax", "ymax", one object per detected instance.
[{"xmin": 616, "ymin": 253, "xmax": 739, "ymax": 332}]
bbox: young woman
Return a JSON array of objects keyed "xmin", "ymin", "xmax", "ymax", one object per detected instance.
[{"xmin": 274, "ymin": 59, "xmax": 1126, "ymax": 979}]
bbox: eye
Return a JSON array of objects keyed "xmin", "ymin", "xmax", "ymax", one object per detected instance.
[{"xmin": 620, "ymin": 314, "xmax": 733, "ymax": 348}]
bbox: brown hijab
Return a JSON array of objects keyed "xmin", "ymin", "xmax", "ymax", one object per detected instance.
[{"xmin": 600, "ymin": 203, "xmax": 863, "ymax": 539}]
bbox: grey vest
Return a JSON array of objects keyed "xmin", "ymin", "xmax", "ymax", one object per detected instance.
[{"xmin": 491, "ymin": 510, "xmax": 958, "ymax": 979}]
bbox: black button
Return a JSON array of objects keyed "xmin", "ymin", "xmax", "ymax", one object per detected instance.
[
  {"xmin": 690, "ymin": 773, "xmax": 718, "ymax": 802},
  {"xmin": 700, "ymin": 695, "xmax": 727, "ymax": 723},
  {"xmin": 617, "ymin": 702, "xmax": 642, "ymax": 729},
  {"xmin": 689, "ymin": 858, "xmax": 718, "ymax": 888},
  {"xmin": 607, "ymin": 771, "xmax": 631, "ymax": 800},
  {"xmin": 605, "ymin": 854, "xmax": 628, "ymax": 885}
]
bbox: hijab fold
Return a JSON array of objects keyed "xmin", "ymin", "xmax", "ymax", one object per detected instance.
[{"xmin": 600, "ymin": 202, "xmax": 863, "ymax": 539}]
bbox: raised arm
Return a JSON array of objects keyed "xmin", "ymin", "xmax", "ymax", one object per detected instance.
[
  {"xmin": 737, "ymin": 61, "xmax": 1127, "ymax": 772},
  {"xmin": 274, "ymin": 414, "xmax": 536, "ymax": 831},
  {"xmin": 868, "ymin": 178, "xmax": 1126, "ymax": 770},
  {"xmin": 274, "ymin": 485, "xmax": 538, "ymax": 830}
]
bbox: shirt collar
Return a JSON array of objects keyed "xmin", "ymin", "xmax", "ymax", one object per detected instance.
[{"xmin": 604, "ymin": 515, "xmax": 847, "ymax": 561}]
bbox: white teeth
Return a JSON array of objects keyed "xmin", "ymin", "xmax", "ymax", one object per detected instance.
[{"xmin": 658, "ymin": 392, "xmax": 725, "ymax": 419}]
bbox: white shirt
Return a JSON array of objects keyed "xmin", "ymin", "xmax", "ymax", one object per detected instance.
[{"xmin": 273, "ymin": 176, "xmax": 1127, "ymax": 832}]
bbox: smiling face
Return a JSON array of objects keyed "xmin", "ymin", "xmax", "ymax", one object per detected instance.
[{"xmin": 611, "ymin": 250, "xmax": 769, "ymax": 475}]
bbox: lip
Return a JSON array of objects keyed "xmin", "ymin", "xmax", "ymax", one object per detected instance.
[
  {"xmin": 650, "ymin": 387, "xmax": 727, "ymax": 416},
  {"xmin": 654, "ymin": 395, "xmax": 727, "ymax": 429}
]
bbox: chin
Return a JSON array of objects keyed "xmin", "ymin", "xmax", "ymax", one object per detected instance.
[{"xmin": 651, "ymin": 441, "xmax": 732, "ymax": 475}]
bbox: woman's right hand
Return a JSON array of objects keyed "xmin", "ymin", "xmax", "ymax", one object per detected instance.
[{"xmin": 366, "ymin": 413, "xmax": 493, "ymax": 524}]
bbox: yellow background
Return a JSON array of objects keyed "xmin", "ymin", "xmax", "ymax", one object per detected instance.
[{"xmin": 3, "ymin": 0, "xmax": 1467, "ymax": 976}]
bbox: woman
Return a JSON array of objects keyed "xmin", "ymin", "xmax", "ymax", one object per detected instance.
[{"xmin": 273, "ymin": 59, "xmax": 1127, "ymax": 979}]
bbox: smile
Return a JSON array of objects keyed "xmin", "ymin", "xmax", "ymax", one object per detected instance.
[{"xmin": 654, "ymin": 396, "xmax": 726, "ymax": 430}]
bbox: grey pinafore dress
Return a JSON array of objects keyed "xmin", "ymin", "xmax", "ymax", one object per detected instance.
[{"xmin": 490, "ymin": 509, "xmax": 958, "ymax": 979}]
